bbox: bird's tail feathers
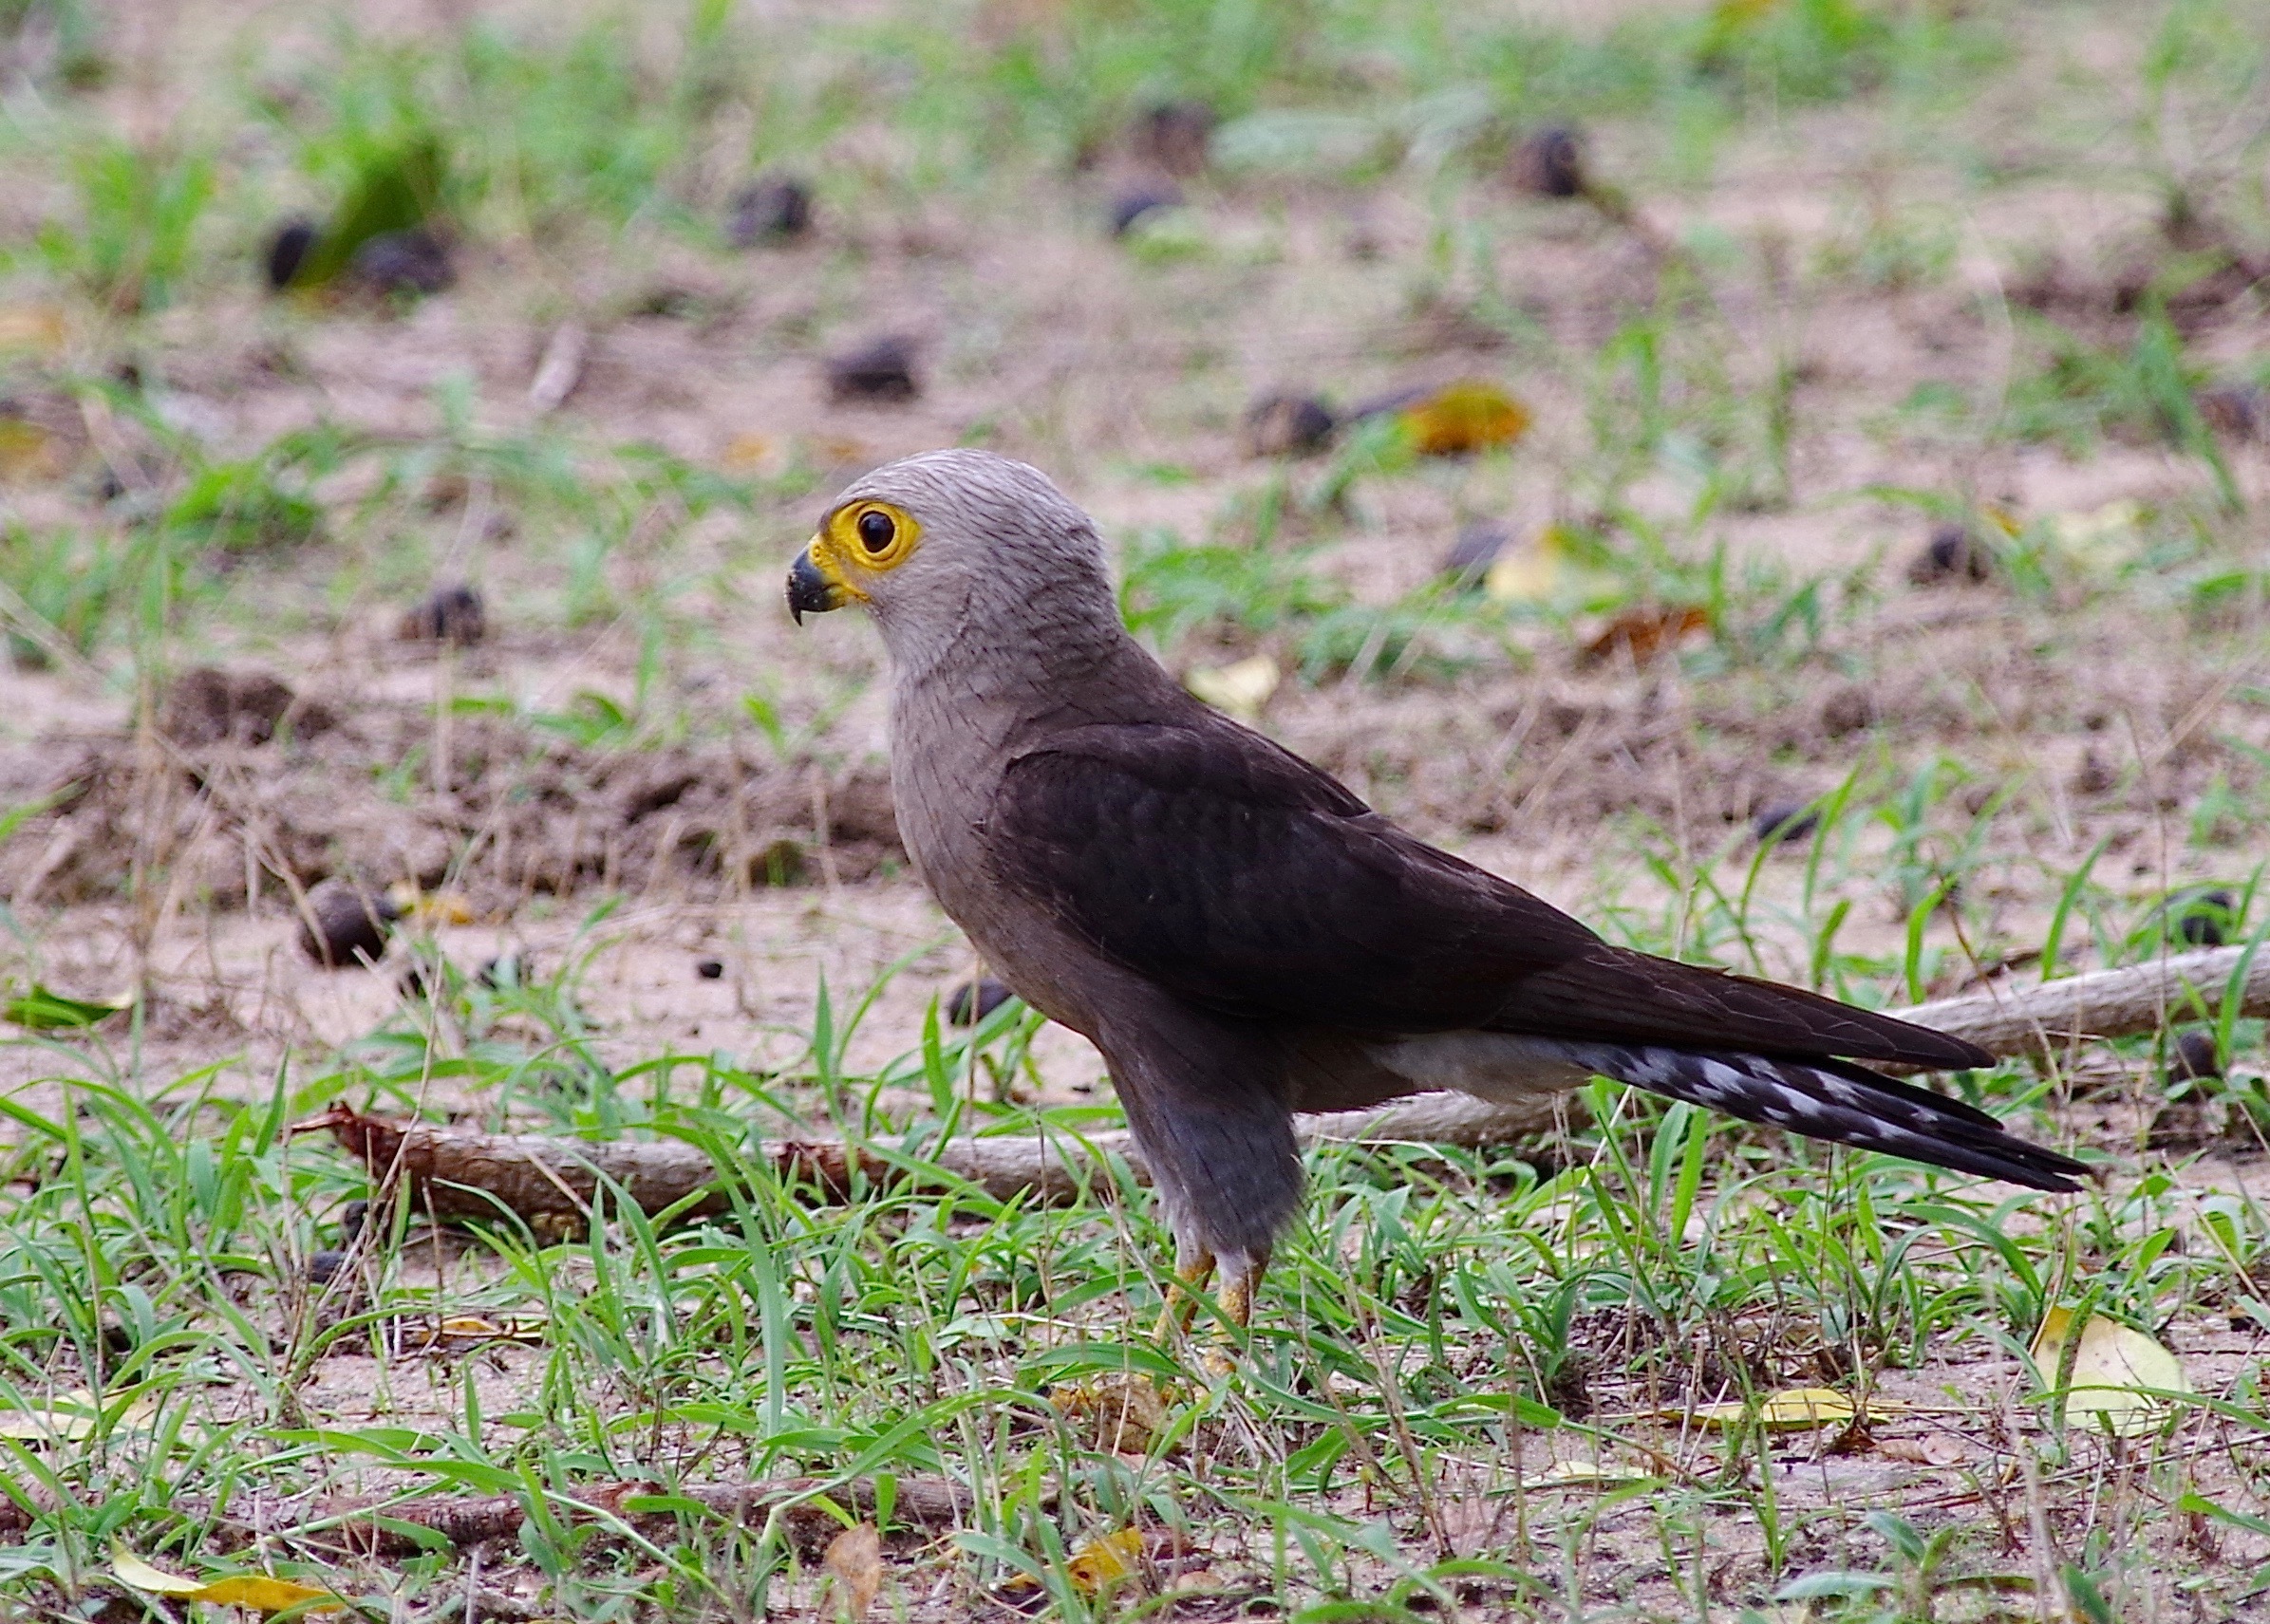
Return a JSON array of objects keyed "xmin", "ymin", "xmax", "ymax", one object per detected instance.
[{"xmin": 1550, "ymin": 1040, "xmax": 2085, "ymax": 1193}]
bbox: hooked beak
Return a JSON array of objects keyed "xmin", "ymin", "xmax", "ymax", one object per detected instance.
[{"xmin": 786, "ymin": 542, "xmax": 847, "ymax": 625}]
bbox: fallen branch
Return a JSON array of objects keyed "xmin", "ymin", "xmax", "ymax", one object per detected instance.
[{"xmin": 298, "ymin": 945, "xmax": 2266, "ymax": 1223}]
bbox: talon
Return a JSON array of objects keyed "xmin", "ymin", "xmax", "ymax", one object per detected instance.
[{"xmin": 1154, "ymin": 1249, "xmax": 1214, "ymax": 1341}]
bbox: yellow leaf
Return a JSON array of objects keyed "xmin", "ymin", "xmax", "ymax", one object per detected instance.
[
  {"xmin": 1185, "ymin": 655, "xmax": 1280, "ymax": 723},
  {"xmin": 1681, "ymin": 1387, "xmax": 1857, "ymax": 1431},
  {"xmin": 193, "ymin": 1577, "xmax": 344, "ymax": 1614},
  {"xmin": 111, "ymin": 1547, "xmax": 206, "ymax": 1596},
  {"xmin": 1520, "ymin": 1459, "xmax": 1653, "ymax": 1490},
  {"xmin": 2032, "ymin": 1308, "xmax": 2189, "ymax": 1437},
  {"xmin": 112, "ymin": 1547, "xmax": 345, "ymax": 1613},
  {"xmin": 823, "ymin": 1523, "xmax": 882, "ymax": 1620},
  {"xmin": 0, "ymin": 1389, "xmax": 101, "ymax": 1442},
  {"xmin": 1063, "ymin": 1528, "xmax": 1143, "ymax": 1596},
  {"xmin": 1398, "ymin": 381, "xmax": 1529, "ymax": 457}
]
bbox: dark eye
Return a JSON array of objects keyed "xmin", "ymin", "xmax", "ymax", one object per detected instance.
[{"xmin": 856, "ymin": 509, "xmax": 895, "ymax": 553}]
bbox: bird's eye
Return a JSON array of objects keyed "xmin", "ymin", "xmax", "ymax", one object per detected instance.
[{"xmin": 856, "ymin": 509, "xmax": 896, "ymax": 553}]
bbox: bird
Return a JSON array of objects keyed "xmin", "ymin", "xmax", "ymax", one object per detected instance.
[{"xmin": 786, "ymin": 450, "xmax": 2085, "ymax": 1331}]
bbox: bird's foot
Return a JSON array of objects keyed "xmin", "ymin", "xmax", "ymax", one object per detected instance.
[{"xmin": 1154, "ymin": 1247, "xmax": 1215, "ymax": 1342}]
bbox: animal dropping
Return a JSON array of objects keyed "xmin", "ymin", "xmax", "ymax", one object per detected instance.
[
  {"xmin": 826, "ymin": 335, "xmax": 920, "ymax": 403},
  {"xmin": 727, "ymin": 174, "xmax": 814, "ymax": 246},
  {"xmin": 397, "ymin": 583, "xmax": 486, "ymax": 646},
  {"xmin": 1243, "ymin": 392, "xmax": 1336, "ymax": 457},
  {"xmin": 1510, "ymin": 124, "xmax": 1586, "ymax": 198}
]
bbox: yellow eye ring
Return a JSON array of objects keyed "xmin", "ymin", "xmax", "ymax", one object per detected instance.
[{"xmin": 827, "ymin": 499, "xmax": 920, "ymax": 571}]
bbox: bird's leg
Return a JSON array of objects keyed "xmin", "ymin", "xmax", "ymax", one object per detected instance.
[
  {"xmin": 1154, "ymin": 1239, "xmax": 1215, "ymax": 1340},
  {"xmin": 1214, "ymin": 1246, "xmax": 1270, "ymax": 1331}
]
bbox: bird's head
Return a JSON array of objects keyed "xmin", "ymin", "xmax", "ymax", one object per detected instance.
[{"xmin": 786, "ymin": 450, "xmax": 1116, "ymax": 644}]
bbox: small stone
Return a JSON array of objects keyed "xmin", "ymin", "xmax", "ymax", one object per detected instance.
[
  {"xmin": 309, "ymin": 1249, "xmax": 350, "ymax": 1285},
  {"xmin": 1243, "ymin": 392, "xmax": 1336, "ymax": 457},
  {"xmin": 397, "ymin": 583, "xmax": 486, "ymax": 646},
  {"xmin": 159, "ymin": 667, "xmax": 313, "ymax": 747},
  {"xmin": 2167, "ymin": 1029, "xmax": 2223, "ymax": 1083},
  {"xmin": 946, "ymin": 977, "xmax": 1013, "ymax": 1027},
  {"xmin": 1130, "ymin": 100, "xmax": 1216, "ymax": 178},
  {"xmin": 1510, "ymin": 125, "xmax": 1586, "ymax": 198},
  {"xmin": 2169, "ymin": 887, "xmax": 2237, "ymax": 947},
  {"xmin": 265, "ymin": 216, "xmax": 319, "ymax": 289},
  {"xmin": 347, "ymin": 229, "xmax": 455, "ymax": 297},
  {"xmin": 696, "ymin": 957, "xmax": 725, "ymax": 980},
  {"xmin": 1818, "ymin": 682, "xmax": 1876, "ymax": 737},
  {"xmin": 1907, "ymin": 522, "xmax": 1992, "ymax": 585},
  {"xmin": 1753, "ymin": 801, "xmax": 1820, "ymax": 846},
  {"xmin": 1109, "ymin": 184, "xmax": 1181, "ymax": 238},
  {"xmin": 824, "ymin": 335, "xmax": 919, "ymax": 403},
  {"xmin": 1441, "ymin": 524, "xmax": 1510, "ymax": 586},
  {"xmin": 298, "ymin": 878, "xmax": 400, "ymax": 969},
  {"xmin": 726, "ymin": 175, "xmax": 814, "ymax": 247}
]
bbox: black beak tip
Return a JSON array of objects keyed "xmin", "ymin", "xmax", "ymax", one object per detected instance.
[{"xmin": 786, "ymin": 551, "xmax": 835, "ymax": 625}]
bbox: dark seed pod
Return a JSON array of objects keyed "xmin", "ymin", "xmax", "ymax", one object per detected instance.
[
  {"xmin": 1244, "ymin": 392, "xmax": 1337, "ymax": 458},
  {"xmin": 265, "ymin": 217, "xmax": 320, "ymax": 290},
  {"xmin": 727, "ymin": 175, "xmax": 814, "ymax": 247},
  {"xmin": 946, "ymin": 977, "xmax": 1014, "ymax": 1027},
  {"xmin": 308, "ymin": 1249, "xmax": 351, "ymax": 1285},
  {"xmin": 825, "ymin": 335, "xmax": 919, "ymax": 403},
  {"xmin": 1109, "ymin": 184, "xmax": 1181, "ymax": 238},
  {"xmin": 1131, "ymin": 100, "xmax": 1216, "ymax": 178},
  {"xmin": 1907, "ymin": 522, "xmax": 1992, "ymax": 586},
  {"xmin": 2167, "ymin": 1029, "xmax": 2223, "ymax": 1084},
  {"xmin": 2168, "ymin": 887, "xmax": 2237, "ymax": 947},
  {"xmin": 1753, "ymin": 801, "xmax": 1820, "ymax": 846},
  {"xmin": 1441, "ymin": 523, "xmax": 1510, "ymax": 586},
  {"xmin": 338, "ymin": 1199, "xmax": 369, "ymax": 1244},
  {"xmin": 299, "ymin": 879, "xmax": 400, "ymax": 968},
  {"xmin": 1510, "ymin": 125, "xmax": 1586, "ymax": 199},
  {"xmin": 397, "ymin": 583, "xmax": 487, "ymax": 646},
  {"xmin": 347, "ymin": 228, "xmax": 456, "ymax": 297},
  {"xmin": 696, "ymin": 957, "xmax": 725, "ymax": 980}
]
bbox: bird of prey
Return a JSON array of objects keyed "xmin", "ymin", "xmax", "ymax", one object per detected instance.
[{"xmin": 787, "ymin": 450, "xmax": 2084, "ymax": 1327}]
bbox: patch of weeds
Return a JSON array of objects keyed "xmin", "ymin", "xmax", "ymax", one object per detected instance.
[
  {"xmin": 2001, "ymin": 306, "xmax": 2236, "ymax": 506},
  {"xmin": 0, "ymin": 524, "xmax": 127, "ymax": 665},
  {"xmin": 165, "ymin": 428, "xmax": 346, "ymax": 554},
  {"xmin": 36, "ymin": 137, "xmax": 215, "ymax": 314}
]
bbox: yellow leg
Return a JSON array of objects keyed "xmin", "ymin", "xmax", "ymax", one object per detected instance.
[
  {"xmin": 1154, "ymin": 1247, "xmax": 1215, "ymax": 1341},
  {"xmin": 1200, "ymin": 1249, "xmax": 1269, "ymax": 1377}
]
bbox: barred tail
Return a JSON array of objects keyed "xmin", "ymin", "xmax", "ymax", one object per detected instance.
[{"xmin": 1551, "ymin": 1041, "xmax": 2086, "ymax": 1192}]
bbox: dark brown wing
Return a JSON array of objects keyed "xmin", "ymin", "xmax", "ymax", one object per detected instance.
[{"xmin": 991, "ymin": 720, "xmax": 1989, "ymax": 1070}]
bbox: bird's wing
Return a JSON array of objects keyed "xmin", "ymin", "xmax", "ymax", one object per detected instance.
[{"xmin": 992, "ymin": 721, "xmax": 1987, "ymax": 1070}]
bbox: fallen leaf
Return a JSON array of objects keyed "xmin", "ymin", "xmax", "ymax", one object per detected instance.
[
  {"xmin": 0, "ymin": 304, "xmax": 66, "ymax": 355},
  {"xmin": 823, "ymin": 1523, "xmax": 882, "ymax": 1620},
  {"xmin": 1051, "ymin": 1372, "xmax": 1169, "ymax": 1454},
  {"xmin": 1877, "ymin": 1432, "xmax": 1968, "ymax": 1466},
  {"xmin": 1581, "ymin": 605, "xmax": 1709, "ymax": 665},
  {"xmin": 1063, "ymin": 1528, "xmax": 1144, "ymax": 1597},
  {"xmin": 1520, "ymin": 1459, "xmax": 1653, "ymax": 1490},
  {"xmin": 1483, "ymin": 526, "xmax": 1574, "ymax": 604},
  {"xmin": 2032, "ymin": 1308, "xmax": 2189, "ymax": 1437},
  {"xmin": 0, "ymin": 418, "xmax": 66, "ymax": 482},
  {"xmin": 1680, "ymin": 1387, "xmax": 1858, "ymax": 1431},
  {"xmin": 721, "ymin": 432, "xmax": 774, "ymax": 471},
  {"xmin": 112, "ymin": 1547, "xmax": 343, "ymax": 1615},
  {"xmin": 2, "ymin": 984, "xmax": 131, "ymax": 1030},
  {"xmin": 1186, "ymin": 654, "xmax": 1280, "ymax": 723},
  {"xmin": 1398, "ymin": 381, "xmax": 1529, "ymax": 456}
]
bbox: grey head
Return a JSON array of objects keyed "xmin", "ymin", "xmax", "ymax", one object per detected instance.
[{"xmin": 784, "ymin": 450, "xmax": 1122, "ymax": 681}]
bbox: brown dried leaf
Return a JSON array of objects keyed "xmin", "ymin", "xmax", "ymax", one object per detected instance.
[
  {"xmin": 1582, "ymin": 605, "xmax": 1709, "ymax": 665},
  {"xmin": 1878, "ymin": 1432, "xmax": 1968, "ymax": 1466},
  {"xmin": 823, "ymin": 1523, "xmax": 882, "ymax": 1620}
]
